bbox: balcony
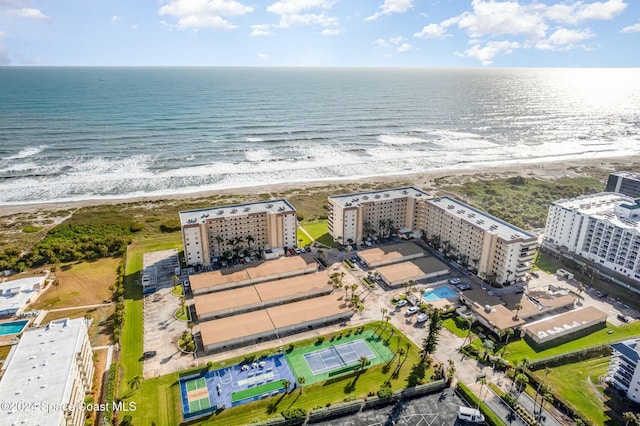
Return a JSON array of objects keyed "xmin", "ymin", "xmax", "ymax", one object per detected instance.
[{"xmin": 516, "ymin": 262, "xmax": 531, "ymax": 272}]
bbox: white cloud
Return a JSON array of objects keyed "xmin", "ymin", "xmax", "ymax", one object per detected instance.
[
  {"xmin": 250, "ymin": 24, "xmax": 271, "ymax": 36},
  {"xmin": 111, "ymin": 15, "xmax": 123, "ymax": 25},
  {"xmin": 397, "ymin": 43, "xmax": 412, "ymax": 52},
  {"xmin": 158, "ymin": 0, "xmax": 253, "ymax": 30},
  {"xmin": 536, "ymin": 28, "xmax": 594, "ymax": 50},
  {"xmin": 456, "ymin": 0, "xmax": 547, "ymax": 39},
  {"xmin": 6, "ymin": 7, "xmax": 50, "ymax": 22},
  {"xmin": 366, "ymin": 0, "xmax": 413, "ymax": 21},
  {"xmin": 375, "ymin": 38, "xmax": 389, "ymax": 47},
  {"xmin": 621, "ymin": 22, "xmax": 640, "ymax": 33},
  {"xmin": 414, "ymin": 23, "xmax": 448, "ymax": 39},
  {"xmin": 546, "ymin": 0, "xmax": 627, "ymax": 25},
  {"xmin": 375, "ymin": 35, "xmax": 407, "ymax": 48},
  {"xmin": 320, "ymin": 28, "xmax": 341, "ymax": 35},
  {"xmin": 389, "ymin": 36, "xmax": 405, "ymax": 44},
  {"xmin": 257, "ymin": 53, "xmax": 268, "ymax": 60},
  {"xmin": 458, "ymin": 40, "xmax": 520, "ymax": 65},
  {"xmin": 267, "ymin": 0, "xmax": 338, "ymax": 29},
  {"xmin": 130, "ymin": 24, "xmax": 138, "ymax": 30}
]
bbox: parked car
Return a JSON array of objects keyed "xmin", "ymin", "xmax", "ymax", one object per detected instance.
[
  {"xmin": 449, "ymin": 278, "xmax": 461, "ymax": 285},
  {"xmin": 405, "ymin": 306, "xmax": 420, "ymax": 316},
  {"xmin": 456, "ymin": 283, "xmax": 471, "ymax": 291},
  {"xmin": 416, "ymin": 313, "xmax": 428, "ymax": 323},
  {"xmin": 142, "ymin": 351, "xmax": 157, "ymax": 359},
  {"xmin": 618, "ymin": 314, "xmax": 629, "ymax": 323},
  {"xmin": 396, "ymin": 299, "xmax": 408, "ymax": 307},
  {"xmin": 294, "ymin": 248, "xmax": 302, "ymax": 255}
]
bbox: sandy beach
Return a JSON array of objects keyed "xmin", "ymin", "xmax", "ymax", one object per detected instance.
[{"xmin": 1, "ymin": 155, "xmax": 638, "ymax": 217}]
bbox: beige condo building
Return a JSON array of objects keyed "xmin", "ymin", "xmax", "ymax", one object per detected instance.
[
  {"xmin": 180, "ymin": 199, "xmax": 297, "ymax": 266},
  {"xmin": 327, "ymin": 187, "xmax": 429, "ymax": 245},
  {"xmin": 424, "ymin": 196, "xmax": 538, "ymax": 284}
]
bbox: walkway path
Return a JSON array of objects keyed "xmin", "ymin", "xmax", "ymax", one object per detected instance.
[{"xmin": 48, "ymin": 302, "xmax": 112, "ymax": 312}]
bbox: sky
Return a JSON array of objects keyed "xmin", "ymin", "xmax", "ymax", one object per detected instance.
[{"xmin": 0, "ymin": 0, "xmax": 639, "ymax": 67}]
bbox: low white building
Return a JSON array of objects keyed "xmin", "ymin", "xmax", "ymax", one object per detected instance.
[
  {"xmin": 0, "ymin": 275, "xmax": 46, "ymax": 316},
  {"xmin": 0, "ymin": 318, "xmax": 94, "ymax": 426},
  {"xmin": 544, "ymin": 193, "xmax": 640, "ymax": 282}
]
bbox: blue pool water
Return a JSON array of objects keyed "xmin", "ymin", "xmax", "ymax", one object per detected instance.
[
  {"xmin": 423, "ymin": 286, "xmax": 458, "ymax": 302},
  {"xmin": 0, "ymin": 320, "xmax": 28, "ymax": 336}
]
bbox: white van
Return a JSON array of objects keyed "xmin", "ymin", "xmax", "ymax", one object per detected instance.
[{"xmin": 457, "ymin": 406, "xmax": 485, "ymax": 423}]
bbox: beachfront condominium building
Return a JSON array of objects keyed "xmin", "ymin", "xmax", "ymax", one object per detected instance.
[
  {"xmin": 609, "ymin": 338, "xmax": 640, "ymax": 403},
  {"xmin": 180, "ymin": 199, "xmax": 297, "ymax": 266},
  {"xmin": 327, "ymin": 187, "xmax": 429, "ymax": 245},
  {"xmin": 0, "ymin": 318, "xmax": 94, "ymax": 426},
  {"xmin": 424, "ymin": 196, "xmax": 538, "ymax": 285},
  {"xmin": 544, "ymin": 193, "xmax": 640, "ymax": 282},
  {"xmin": 605, "ymin": 171, "xmax": 640, "ymax": 198}
]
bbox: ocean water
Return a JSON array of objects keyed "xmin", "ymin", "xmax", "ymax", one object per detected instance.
[{"xmin": 1, "ymin": 67, "xmax": 639, "ymax": 205}]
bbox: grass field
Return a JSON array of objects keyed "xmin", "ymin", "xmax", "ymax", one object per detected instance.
[
  {"xmin": 538, "ymin": 357, "xmax": 610, "ymax": 425},
  {"xmin": 43, "ymin": 305, "xmax": 115, "ymax": 346},
  {"xmin": 120, "ymin": 321, "xmax": 430, "ymax": 425},
  {"xmin": 296, "ymin": 227, "xmax": 312, "ymax": 247},
  {"xmin": 300, "ymin": 220, "xmax": 339, "ymax": 248},
  {"xmin": 0, "ymin": 345, "xmax": 12, "ymax": 361},
  {"xmin": 31, "ymin": 257, "xmax": 120, "ymax": 309},
  {"xmin": 442, "ymin": 318, "xmax": 472, "ymax": 339},
  {"xmin": 503, "ymin": 321, "xmax": 640, "ymax": 362},
  {"xmin": 119, "ymin": 235, "xmax": 182, "ymax": 398}
]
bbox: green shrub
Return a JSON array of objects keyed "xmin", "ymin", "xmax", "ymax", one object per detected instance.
[
  {"xmin": 377, "ymin": 383, "xmax": 393, "ymax": 399},
  {"xmin": 22, "ymin": 225, "xmax": 43, "ymax": 233},
  {"xmin": 281, "ymin": 407, "xmax": 307, "ymax": 420},
  {"xmin": 160, "ymin": 219, "xmax": 181, "ymax": 233},
  {"xmin": 129, "ymin": 222, "xmax": 144, "ymax": 232}
]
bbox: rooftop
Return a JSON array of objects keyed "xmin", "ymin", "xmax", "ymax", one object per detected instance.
[
  {"xmin": 427, "ymin": 196, "xmax": 537, "ymax": 240},
  {"xmin": 524, "ymin": 306, "xmax": 607, "ymax": 340},
  {"xmin": 0, "ymin": 275, "xmax": 46, "ymax": 314},
  {"xmin": 376, "ymin": 256, "xmax": 449, "ymax": 283},
  {"xmin": 552, "ymin": 192, "xmax": 640, "ymax": 230},
  {"xmin": 200, "ymin": 309, "xmax": 274, "ymax": 347},
  {"xmin": 329, "ymin": 186, "xmax": 429, "ymax": 208},
  {"xmin": 611, "ymin": 338, "xmax": 640, "ymax": 364},
  {"xmin": 179, "ymin": 199, "xmax": 295, "ymax": 226},
  {"xmin": 0, "ymin": 318, "xmax": 89, "ymax": 425},
  {"xmin": 358, "ymin": 242, "xmax": 425, "ymax": 266},
  {"xmin": 193, "ymin": 273, "xmax": 331, "ymax": 316},
  {"xmin": 610, "ymin": 171, "xmax": 640, "ymax": 181}
]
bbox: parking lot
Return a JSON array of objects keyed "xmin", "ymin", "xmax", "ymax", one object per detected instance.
[
  {"xmin": 313, "ymin": 389, "xmax": 467, "ymax": 426},
  {"xmin": 141, "ymin": 250, "xmax": 192, "ymax": 378}
]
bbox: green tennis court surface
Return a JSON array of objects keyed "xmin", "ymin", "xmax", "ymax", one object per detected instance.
[
  {"xmin": 186, "ymin": 377, "xmax": 206, "ymax": 391},
  {"xmin": 285, "ymin": 329, "xmax": 394, "ymax": 385},
  {"xmin": 189, "ymin": 397, "xmax": 212, "ymax": 412},
  {"xmin": 231, "ymin": 379, "xmax": 286, "ymax": 402}
]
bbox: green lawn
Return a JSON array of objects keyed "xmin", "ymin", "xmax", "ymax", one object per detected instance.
[
  {"xmin": 300, "ymin": 220, "xmax": 339, "ymax": 248},
  {"xmin": 120, "ymin": 321, "xmax": 432, "ymax": 425},
  {"xmin": 296, "ymin": 227, "xmax": 312, "ymax": 247},
  {"xmin": 442, "ymin": 318, "xmax": 473, "ymax": 339},
  {"xmin": 120, "ymin": 235, "xmax": 182, "ymax": 397},
  {"xmin": 532, "ymin": 252, "xmax": 561, "ymax": 274},
  {"xmin": 504, "ymin": 321, "xmax": 640, "ymax": 363},
  {"xmin": 537, "ymin": 357, "xmax": 610, "ymax": 425}
]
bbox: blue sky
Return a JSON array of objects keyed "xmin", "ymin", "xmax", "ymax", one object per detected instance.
[{"xmin": 0, "ymin": 0, "xmax": 639, "ymax": 66}]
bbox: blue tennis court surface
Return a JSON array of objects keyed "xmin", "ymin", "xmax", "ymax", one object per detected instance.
[{"xmin": 304, "ymin": 339, "xmax": 375, "ymax": 375}]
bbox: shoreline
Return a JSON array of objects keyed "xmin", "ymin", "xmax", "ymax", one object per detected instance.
[{"xmin": 2, "ymin": 155, "xmax": 638, "ymax": 217}]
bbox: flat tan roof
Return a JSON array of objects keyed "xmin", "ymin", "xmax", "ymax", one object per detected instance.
[
  {"xmin": 193, "ymin": 286, "xmax": 261, "ymax": 315},
  {"xmin": 475, "ymin": 304, "xmax": 526, "ymax": 330},
  {"xmin": 247, "ymin": 254, "xmax": 315, "ymax": 279},
  {"xmin": 358, "ymin": 242, "xmax": 425, "ymax": 266},
  {"xmin": 377, "ymin": 257, "xmax": 449, "ymax": 283},
  {"xmin": 255, "ymin": 273, "xmax": 330, "ymax": 301},
  {"xmin": 189, "ymin": 268, "xmax": 251, "ymax": 291},
  {"xmin": 267, "ymin": 294, "xmax": 351, "ymax": 329},
  {"xmin": 524, "ymin": 306, "xmax": 607, "ymax": 335},
  {"xmin": 200, "ymin": 309, "xmax": 275, "ymax": 347}
]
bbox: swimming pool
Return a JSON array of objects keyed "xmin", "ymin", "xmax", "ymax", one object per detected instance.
[
  {"xmin": 0, "ymin": 320, "xmax": 29, "ymax": 336},
  {"xmin": 423, "ymin": 285, "xmax": 458, "ymax": 302}
]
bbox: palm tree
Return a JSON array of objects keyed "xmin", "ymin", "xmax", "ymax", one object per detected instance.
[
  {"xmin": 359, "ymin": 356, "xmax": 369, "ymax": 371},
  {"xmin": 446, "ymin": 359, "xmax": 456, "ymax": 384},
  {"xmin": 52, "ymin": 279, "xmax": 60, "ymax": 300},
  {"xmin": 380, "ymin": 308, "xmax": 388, "ymax": 322},
  {"xmin": 297, "ymin": 376, "xmax": 305, "ymax": 394},
  {"xmin": 477, "ymin": 377, "xmax": 487, "ymax": 410},
  {"xmin": 215, "ymin": 235, "xmax": 224, "ymax": 254},
  {"xmin": 577, "ymin": 283, "xmax": 585, "ymax": 304},
  {"xmin": 129, "ymin": 375, "xmax": 143, "ymax": 390},
  {"xmin": 397, "ymin": 347, "xmax": 406, "ymax": 367},
  {"xmin": 533, "ymin": 367, "xmax": 551, "ymax": 415},
  {"xmin": 246, "ymin": 235, "xmax": 255, "ymax": 252},
  {"xmin": 514, "ymin": 303, "xmax": 523, "ymax": 319},
  {"xmin": 283, "ymin": 379, "xmax": 291, "ymax": 394},
  {"xmin": 514, "ymin": 373, "xmax": 529, "ymax": 400},
  {"xmin": 461, "ymin": 317, "xmax": 474, "ymax": 347},
  {"xmin": 501, "ymin": 328, "xmax": 514, "ymax": 354}
]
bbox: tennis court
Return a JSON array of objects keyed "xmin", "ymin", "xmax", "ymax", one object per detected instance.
[
  {"xmin": 179, "ymin": 374, "xmax": 216, "ymax": 421},
  {"xmin": 304, "ymin": 340, "xmax": 375, "ymax": 375},
  {"xmin": 231, "ymin": 379, "xmax": 286, "ymax": 403}
]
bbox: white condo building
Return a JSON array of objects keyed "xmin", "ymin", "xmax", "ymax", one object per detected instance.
[
  {"xmin": 609, "ymin": 338, "xmax": 640, "ymax": 403},
  {"xmin": 180, "ymin": 200, "xmax": 297, "ymax": 266},
  {"xmin": 544, "ymin": 193, "xmax": 640, "ymax": 282},
  {"xmin": 0, "ymin": 318, "xmax": 94, "ymax": 426},
  {"xmin": 327, "ymin": 187, "xmax": 429, "ymax": 245},
  {"xmin": 424, "ymin": 196, "xmax": 538, "ymax": 284}
]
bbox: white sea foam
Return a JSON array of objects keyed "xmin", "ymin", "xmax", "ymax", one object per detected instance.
[
  {"xmin": 244, "ymin": 148, "xmax": 274, "ymax": 162},
  {"xmin": 245, "ymin": 137, "xmax": 264, "ymax": 142},
  {"xmin": 5, "ymin": 145, "xmax": 47, "ymax": 160},
  {"xmin": 377, "ymin": 135, "xmax": 428, "ymax": 145}
]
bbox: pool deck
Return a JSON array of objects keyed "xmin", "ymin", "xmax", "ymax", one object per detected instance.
[{"xmin": 0, "ymin": 319, "xmax": 32, "ymax": 345}]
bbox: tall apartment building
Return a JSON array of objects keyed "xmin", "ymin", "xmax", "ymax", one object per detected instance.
[
  {"xmin": 605, "ymin": 171, "xmax": 640, "ymax": 198},
  {"xmin": 609, "ymin": 338, "xmax": 640, "ymax": 403},
  {"xmin": 424, "ymin": 196, "xmax": 538, "ymax": 284},
  {"xmin": 544, "ymin": 193, "xmax": 640, "ymax": 282},
  {"xmin": 180, "ymin": 200, "xmax": 297, "ymax": 266},
  {"xmin": 327, "ymin": 187, "xmax": 429, "ymax": 245},
  {"xmin": 0, "ymin": 318, "xmax": 94, "ymax": 426}
]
